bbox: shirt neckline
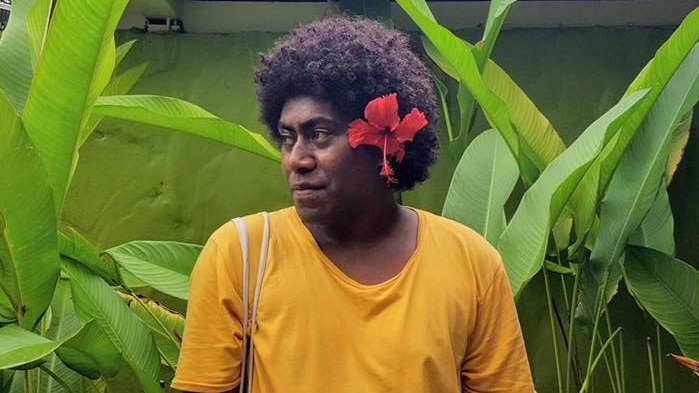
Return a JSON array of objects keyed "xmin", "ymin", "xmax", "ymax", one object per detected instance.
[{"xmin": 287, "ymin": 206, "xmax": 425, "ymax": 290}]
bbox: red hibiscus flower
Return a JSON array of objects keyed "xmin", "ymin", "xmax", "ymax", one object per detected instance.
[{"xmin": 347, "ymin": 93, "xmax": 428, "ymax": 184}]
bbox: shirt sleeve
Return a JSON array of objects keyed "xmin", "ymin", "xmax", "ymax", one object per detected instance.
[
  {"xmin": 171, "ymin": 234, "xmax": 244, "ymax": 393},
  {"xmin": 461, "ymin": 258, "xmax": 536, "ymax": 393}
]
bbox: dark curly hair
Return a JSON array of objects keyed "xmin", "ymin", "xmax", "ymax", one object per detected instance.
[{"xmin": 254, "ymin": 16, "xmax": 438, "ymax": 191}]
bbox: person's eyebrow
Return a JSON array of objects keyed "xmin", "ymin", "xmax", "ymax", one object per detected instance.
[{"xmin": 277, "ymin": 116, "xmax": 339, "ymax": 132}]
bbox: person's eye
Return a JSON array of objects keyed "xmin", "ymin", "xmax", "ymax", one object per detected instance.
[
  {"xmin": 278, "ymin": 131, "xmax": 296, "ymax": 147},
  {"xmin": 311, "ymin": 129, "xmax": 331, "ymax": 143}
]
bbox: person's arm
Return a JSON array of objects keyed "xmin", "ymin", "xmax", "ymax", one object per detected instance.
[
  {"xmin": 172, "ymin": 232, "xmax": 246, "ymax": 393},
  {"xmin": 461, "ymin": 262, "xmax": 535, "ymax": 393}
]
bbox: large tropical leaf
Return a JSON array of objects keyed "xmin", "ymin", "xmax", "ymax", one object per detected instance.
[
  {"xmin": 665, "ymin": 110, "xmax": 692, "ymax": 186},
  {"xmin": 21, "ymin": 0, "xmax": 129, "ymax": 215},
  {"xmin": 106, "ymin": 241, "xmax": 201, "ymax": 300},
  {"xmin": 397, "ymin": 0, "xmax": 540, "ymax": 183},
  {"xmin": 0, "ymin": 89, "xmax": 59, "ymax": 329},
  {"xmin": 628, "ymin": 187, "xmax": 674, "ymax": 256},
  {"xmin": 577, "ymin": 44, "xmax": 699, "ymax": 325},
  {"xmin": 482, "ymin": 60, "xmax": 566, "ymax": 169},
  {"xmin": 0, "ymin": 292, "xmax": 14, "ymax": 324},
  {"xmin": 622, "ymin": 246, "xmax": 699, "ymax": 360},
  {"xmin": 93, "ymin": 95, "xmax": 281, "ymax": 162},
  {"xmin": 61, "ymin": 260, "xmax": 160, "ymax": 393},
  {"xmin": 424, "ymin": 37, "xmax": 565, "ymax": 170},
  {"xmin": 496, "ymin": 90, "xmax": 647, "ymax": 296},
  {"xmin": 79, "ymin": 40, "xmax": 149, "ymax": 147},
  {"xmin": 478, "ymin": 0, "xmax": 517, "ymax": 66},
  {"xmin": 0, "ymin": 325, "xmax": 60, "ymax": 369},
  {"xmin": 0, "ymin": 0, "xmax": 48, "ymax": 111},
  {"xmin": 39, "ymin": 280, "xmax": 102, "ymax": 393},
  {"xmin": 599, "ymin": 7, "xmax": 699, "ymax": 190},
  {"xmin": 442, "ymin": 129, "xmax": 519, "ymax": 245},
  {"xmin": 570, "ymin": 11, "xmax": 699, "ymax": 254},
  {"xmin": 120, "ymin": 293, "xmax": 184, "ymax": 368},
  {"xmin": 57, "ymin": 321, "xmax": 123, "ymax": 379},
  {"xmin": 24, "ymin": 0, "xmax": 52, "ymax": 70},
  {"xmin": 59, "ymin": 225, "xmax": 119, "ymax": 286}
]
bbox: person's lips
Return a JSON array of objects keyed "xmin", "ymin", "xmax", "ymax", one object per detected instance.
[{"xmin": 291, "ymin": 183, "xmax": 325, "ymax": 204}]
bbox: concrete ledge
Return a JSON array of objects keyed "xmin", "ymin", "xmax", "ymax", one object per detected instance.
[{"xmin": 118, "ymin": 0, "xmax": 698, "ymax": 33}]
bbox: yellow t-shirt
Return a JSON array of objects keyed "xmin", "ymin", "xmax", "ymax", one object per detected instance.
[{"xmin": 172, "ymin": 207, "xmax": 534, "ymax": 393}]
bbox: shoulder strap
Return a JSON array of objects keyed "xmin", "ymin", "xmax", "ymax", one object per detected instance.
[{"xmin": 232, "ymin": 211, "xmax": 270, "ymax": 393}]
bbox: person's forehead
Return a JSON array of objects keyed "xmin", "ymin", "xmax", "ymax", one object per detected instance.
[{"xmin": 279, "ymin": 96, "xmax": 345, "ymax": 124}]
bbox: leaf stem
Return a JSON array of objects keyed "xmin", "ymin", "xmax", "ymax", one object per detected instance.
[
  {"xmin": 647, "ymin": 337, "xmax": 657, "ymax": 393},
  {"xmin": 605, "ymin": 310, "xmax": 622, "ymax": 392},
  {"xmin": 656, "ymin": 325, "xmax": 663, "ymax": 393},
  {"xmin": 580, "ymin": 327, "xmax": 622, "ymax": 393},
  {"xmin": 566, "ymin": 271, "xmax": 581, "ymax": 393},
  {"xmin": 543, "ymin": 266, "xmax": 564, "ymax": 393}
]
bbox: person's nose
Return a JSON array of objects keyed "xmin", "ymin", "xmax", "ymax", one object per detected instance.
[{"xmin": 286, "ymin": 138, "xmax": 316, "ymax": 174}]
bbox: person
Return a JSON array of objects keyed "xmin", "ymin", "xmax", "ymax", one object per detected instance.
[{"xmin": 172, "ymin": 16, "xmax": 535, "ymax": 393}]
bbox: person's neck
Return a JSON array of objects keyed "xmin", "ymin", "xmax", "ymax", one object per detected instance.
[{"xmin": 307, "ymin": 194, "xmax": 402, "ymax": 248}]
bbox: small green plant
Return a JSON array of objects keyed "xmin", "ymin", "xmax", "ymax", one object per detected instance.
[
  {"xmin": 396, "ymin": 0, "xmax": 699, "ymax": 391},
  {"xmin": 0, "ymin": 0, "xmax": 278, "ymax": 392}
]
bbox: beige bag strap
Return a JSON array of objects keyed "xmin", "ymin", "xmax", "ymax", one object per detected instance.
[{"xmin": 232, "ymin": 211, "xmax": 270, "ymax": 393}]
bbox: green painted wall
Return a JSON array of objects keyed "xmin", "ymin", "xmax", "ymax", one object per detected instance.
[{"xmin": 63, "ymin": 27, "xmax": 699, "ymax": 392}]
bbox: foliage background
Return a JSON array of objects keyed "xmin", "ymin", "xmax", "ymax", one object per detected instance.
[{"xmin": 61, "ymin": 27, "xmax": 699, "ymax": 391}]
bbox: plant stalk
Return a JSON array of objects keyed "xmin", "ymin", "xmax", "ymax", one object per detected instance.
[
  {"xmin": 580, "ymin": 327, "xmax": 622, "ymax": 393},
  {"xmin": 543, "ymin": 266, "xmax": 564, "ymax": 393},
  {"xmin": 647, "ymin": 337, "xmax": 657, "ymax": 393}
]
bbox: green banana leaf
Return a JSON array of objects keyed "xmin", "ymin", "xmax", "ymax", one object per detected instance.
[
  {"xmin": 57, "ymin": 321, "xmax": 123, "ymax": 379},
  {"xmin": 93, "ymin": 95, "xmax": 281, "ymax": 162},
  {"xmin": 0, "ymin": 325, "xmax": 59, "ymax": 369},
  {"xmin": 442, "ymin": 129, "xmax": 519, "ymax": 245},
  {"xmin": 570, "ymin": 10, "xmax": 699, "ymax": 255},
  {"xmin": 577, "ymin": 44, "xmax": 699, "ymax": 325},
  {"xmin": 417, "ymin": 17, "xmax": 564, "ymax": 179},
  {"xmin": 599, "ymin": 7, "xmax": 699, "ymax": 190},
  {"xmin": 569, "ymin": 12, "xmax": 699, "ymax": 254},
  {"xmin": 622, "ymin": 246, "xmax": 699, "ymax": 360},
  {"xmin": 79, "ymin": 40, "xmax": 151, "ymax": 148},
  {"xmin": 39, "ymin": 280, "xmax": 105, "ymax": 393},
  {"xmin": 482, "ymin": 60, "xmax": 566, "ymax": 169},
  {"xmin": 80, "ymin": 62, "xmax": 150, "ymax": 147},
  {"xmin": 665, "ymin": 110, "xmax": 692, "ymax": 186},
  {"xmin": 0, "ymin": 0, "xmax": 46, "ymax": 111},
  {"xmin": 61, "ymin": 260, "xmax": 160, "ymax": 393},
  {"xmin": 478, "ymin": 0, "xmax": 517, "ymax": 65},
  {"xmin": 496, "ymin": 90, "xmax": 647, "ymax": 296},
  {"xmin": 0, "ymin": 89, "xmax": 59, "ymax": 329},
  {"xmin": 397, "ymin": 0, "xmax": 540, "ymax": 183},
  {"xmin": 59, "ymin": 226, "xmax": 120, "ymax": 286},
  {"xmin": 0, "ymin": 291, "xmax": 14, "ymax": 324},
  {"xmin": 21, "ymin": 0, "xmax": 129, "ymax": 215},
  {"xmin": 106, "ymin": 241, "xmax": 202, "ymax": 300},
  {"xmin": 120, "ymin": 293, "xmax": 184, "ymax": 368},
  {"xmin": 628, "ymin": 187, "xmax": 674, "ymax": 256},
  {"xmin": 25, "ymin": 0, "xmax": 51, "ymax": 70}
]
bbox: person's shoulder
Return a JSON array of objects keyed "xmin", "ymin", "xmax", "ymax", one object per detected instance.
[
  {"xmin": 415, "ymin": 208, "xmax": 502, "ymax": 276},
  {"xmin": 208, "ymin": 207, "xmax": 295, "ymax": 244},
  {"xmin": 416, "ymin": 208, "xmax": 493, "ymax": 248}
]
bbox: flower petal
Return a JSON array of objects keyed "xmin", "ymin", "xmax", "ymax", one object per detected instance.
[
  {"xmin": 393, "ymin": 108, "xmax": 427, "ymax": 143},
  {"xmin": 347, "ymin": 119, "xmax": 383, "ymax": 149},
  {"xmin": 365, "ymin": 93, "xmax": 400, "ymax": 132}
]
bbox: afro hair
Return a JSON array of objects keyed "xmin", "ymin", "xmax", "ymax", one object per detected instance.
[{"xmin": 254, "ymin": 16, "xmax": 438, "ymax": 191}]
